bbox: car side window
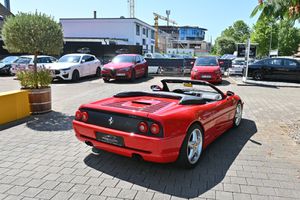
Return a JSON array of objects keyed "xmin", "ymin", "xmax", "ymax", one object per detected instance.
[
  {"xmin": 49, "ymin": 57, "xmax": 57, "ymax": 63},
  {"xmin": 37, "ymin": 57, "xmax": 44, "ymax": 63},
  {"xmin": 136, "ymin": 56, "xmax": 141, "ymax": 63},
  {"xmin": 86, "ymin": 56, "xmax": 95, "ymax": 62},
  {"xmin": 269, "ymin": 59, "xmax": 282, "ymax": 66},
  {"xmin": 44, "ymin": 57, "xmax": 52, "ymax": 63},
  {"xmin": 284, "ymin": 59, "xmax": 298, "ymax": 67},
  {"xmin": 82, "ymin": 56, "xmax": 90, "ymax": 63},
  {"xmin": 139, "ymin": 56, "xmax": 144, "ymax": 63}
]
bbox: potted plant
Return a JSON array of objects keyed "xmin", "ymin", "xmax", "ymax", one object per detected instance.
[{"xmin": 1, "ymin": 12, "xmax": 63, "ymax": 114}]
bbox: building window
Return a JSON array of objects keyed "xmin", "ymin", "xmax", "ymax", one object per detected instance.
[
  {"xmin": 151, "ymin": 30, "xmax": 155, "ymax": 39},
  {"xmin": 146, "ymin": 44, "xmax": 148, "ymax": 50},
  {"xmin": 151, "ymin": 45, "xmax": 154, "ymax": 53},
  {"xmin": 142, "ymin": 39, "xmax": 146, "ymax": 45},
  {"xmin": 146, "ymin": 29, "xmax": 149, "ymax": 37},
  {"xmin": 136, "ymin": 24, "xmax": 140, "ymax": 36},
  {"xmin": 143, "ymin": 28, "xmax": 146, "ymax": 35}
]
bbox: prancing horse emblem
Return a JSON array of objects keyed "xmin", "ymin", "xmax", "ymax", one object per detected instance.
[{"xmin": 108, "ymin": 117, "xmax": 113, "ymax": 125}]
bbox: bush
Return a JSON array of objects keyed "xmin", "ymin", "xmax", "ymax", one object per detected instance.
[{"xmin": 16, "ymin": 67, "xmax": 52, "ymax": 89}]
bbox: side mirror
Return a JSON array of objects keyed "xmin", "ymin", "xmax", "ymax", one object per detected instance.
[
  {"xmin": 226, "ymin": 91, "xmax": 235, "ymax": 96},
  {"xmin": 150, "ymin": 85, "xmax": 162, "ymax": 91},
  {"xmin": 81, "ymin": 59, "xmax": 85, "ymax": 63},
  {"xmin": 136, "ymin": 60, "xmax": 141, "ymax": 64}
]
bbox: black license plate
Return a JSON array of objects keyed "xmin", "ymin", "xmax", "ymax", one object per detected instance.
[{"xmin": 96, "ymin": 132, "xmax": 124, "ymax": 147}]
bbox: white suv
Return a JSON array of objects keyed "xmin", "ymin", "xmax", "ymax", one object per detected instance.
[{"xmin": 47, "ymin": 53, "xmax": 101, "ymax": 81}]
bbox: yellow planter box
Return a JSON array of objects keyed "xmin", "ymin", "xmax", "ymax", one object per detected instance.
[{"xmin": 0, "ymin": 90, "xmax": 30, "ymax": 125}]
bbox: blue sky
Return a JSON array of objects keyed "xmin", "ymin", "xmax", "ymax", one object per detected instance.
[{"xmin": 1, "ymin": 0, "xmax": 259, "ymax": 42}]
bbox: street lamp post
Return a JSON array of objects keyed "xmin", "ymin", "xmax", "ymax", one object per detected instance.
[
  {"xmin": 269, "ymin": 25, "xmax": 272, "ymax": 57},
  {"xmin": 243, "ymin": 38, "xmax": 251, "ymax": 82}
]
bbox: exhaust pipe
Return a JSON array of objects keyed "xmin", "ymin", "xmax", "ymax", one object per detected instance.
[
  {"xmin": 132, "ymin": 153, "xmax": 143, "ymax": 161},
  {"xmin": 85, "ymin": 141, "xmax": 93, "ymax": 147}
]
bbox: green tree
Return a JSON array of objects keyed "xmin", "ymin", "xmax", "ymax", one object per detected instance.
[
  {"xmin": 222, "ymin": 20, "xmax": 251, "ymax": 43},
  {"xmin": 251, "ymin": 0, "xmax": 300, "ymax": 22},
  {"xmin": 251, "ymin": 17, "xmax": 279, "ymax": 57},
  {"xmin": 278, "ymin": 19, "xmax": 300, "ymax": 55},
  {"xmin": 214, "ymin": 37, "xmax": 236, "ymax": 55},
  {"xmin": 1, "ymin": 12, "xmax": 63, "ymax": 88}
]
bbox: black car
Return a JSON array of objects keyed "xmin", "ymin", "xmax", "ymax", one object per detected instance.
[
  {"xmin": 246, "ymin": 57, "xmax": 300, "ymax": 82},
  {"xmin": 0, "ymin": 56, "xmax": 19, "ymax": 75}
]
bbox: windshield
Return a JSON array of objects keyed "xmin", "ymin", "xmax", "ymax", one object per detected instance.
[
  {"xmin": 166, "ymin": 82, "xmax": 218, "ymax": 94},
  {"xmin": 112, "ymin": 56, "xmax": 135, "ymax": 63},
  {"xmin": 1, "ymin": 56, "xmax": 19, "ymax": 63},
  {"xmin": 15, "ymin": 57, "xmax": 32, "ymax": 64},
  {"xmin": 232, "ymin": 60, "xmax": 245, "ymax": 65},
  {"xmin": 59, "ymin": 55, "xmax": 81, "ymax": 63},
  {"xmin": 195, "ymin": 57, "xmax": 218, "ymax": 66},
  {"xmin": 153, "ymin": 53, "xmax": 164, "ymax": 58}
]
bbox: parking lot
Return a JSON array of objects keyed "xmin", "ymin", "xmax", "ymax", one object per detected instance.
[{"xmin": 0, "ymin": 76, "xmax": 300, "ymax": 200}]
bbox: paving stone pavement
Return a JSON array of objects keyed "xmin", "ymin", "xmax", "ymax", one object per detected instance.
[{"xmin": 0, "ymin": 76, "xmax": 300, "ymax": 200}]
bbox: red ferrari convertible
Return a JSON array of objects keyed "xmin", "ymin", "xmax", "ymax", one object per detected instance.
[{"xmin": 73, "ymin": 79, "xmax": 243, "ymax": 168}]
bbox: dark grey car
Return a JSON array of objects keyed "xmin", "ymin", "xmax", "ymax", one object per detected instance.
[{"xmin": 246, "ymin": 58, "xmax": 300, "ymax": 82}]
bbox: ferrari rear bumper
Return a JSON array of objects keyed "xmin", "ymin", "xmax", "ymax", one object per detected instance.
[{"xmin": 73, "ymin": 120, "xmax": 181, "ymax": 163}]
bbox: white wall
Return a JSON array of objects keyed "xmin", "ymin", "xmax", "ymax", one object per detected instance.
[{"xmin": 60, "ymin": 18, "xmax": 155, "ymax": 52}]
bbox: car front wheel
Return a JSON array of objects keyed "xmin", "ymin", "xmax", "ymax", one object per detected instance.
[
  {"xmin": 131, "ymin": 69, "xmax": 136, "ymax": 82},
  {"xmin": 177, "ymin": 124, "xmax": 203, "ymax": 168},
  {"xmin": 72, "ymin": 70, "xmax": 80, "ymax": 82}
]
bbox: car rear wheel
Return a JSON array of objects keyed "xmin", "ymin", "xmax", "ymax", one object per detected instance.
[
  {"xmin": 72, "ymin": 70, "xmax": 80, "ymax": 82},
  {"xmin": 233, "ymin": 102, "xmax": 243, "ymax": 127},
  {"xmin": 103, "ymin": 77, "xmax": 110, "ymax": 83},
  {"xmin": 177, "ymin": 124, "xmax": 203, "ymax": 168},
  {"xmin": 131, "ymin": 69, "xmax": 136, "ymax": 82},
  {"xmin": 95, "ymin": 67, "xmax": 101, "ymax": 77},
  {"xmin": 253, "ymin": 71, "xmax": 263, "ymax": 81},
  {"xmin": 143, "ymin": 67, "xmax": 148, "ymax": 78}
]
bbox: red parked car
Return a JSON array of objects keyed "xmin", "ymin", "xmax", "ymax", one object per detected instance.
[
  {"xmin": 73, "ymin": 79, "xmax": 243, "ymax": 168},
  {"xmin": 191, "ymin": 56, "xmax": 222, "ymax": 84},
  {"xmin": 101, "ymin": 54, "xmax": 148, "ymax": 82}
]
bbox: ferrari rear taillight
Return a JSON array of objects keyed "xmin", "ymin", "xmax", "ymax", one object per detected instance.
[
  {"xmin": 81, "ymin": 112, "xmax": 89, "ymax": 122},
  {"xmin": 138, "ymin": 121, "xmax": 148, "ymax": 133},
  {"xmin": 150, "ymin": 123, "xmax": 160, "ymax": 135},
  {"xmin": 75, "ymin": 110, "xmax": 88, "ymax": 122},
  {"xmin": 75, "ymin": 110, "xmax": 82, "ymax": 120}
]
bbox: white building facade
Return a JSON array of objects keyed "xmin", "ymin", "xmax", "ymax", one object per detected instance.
[{"xmin": 60, "ymin": 18, "xmax": 156, "ymax": 53}]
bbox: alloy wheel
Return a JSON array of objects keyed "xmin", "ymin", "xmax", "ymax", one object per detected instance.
[
  {"xmin": 187, "ymin": 128, "xmax": 203, "ymax": 164},
  {"xmin": 235, "ymin": 103, "xmax": 242, "ymax": 126}
]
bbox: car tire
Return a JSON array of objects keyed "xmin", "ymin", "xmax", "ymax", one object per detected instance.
[
  {"xmin": 177, "ymin": 124, "xmax": 203, "ymax": 168},
  {"xmin": 71, "ymin": 70, "xmax": 80, "ymax": 82},
  {"xmin": 233, "ymin": 102, "xmax": 243, "ymax": 127},
  {"xmin": 95, "ymin": 67, "xmax": 101, "ymax": 77},
  {"xmin": 131, "ymin": 69, "xmax": 136, "ymax": 82},
  {"xmin": 143, "ymin": 67, "xmax": 148, "ymax": 78},
  {"xmin": 103, "ymin": 78, "xmax": 110, "ymax": 83},
  {"xmin": 253, "ymin": 71, "xmax": 263, "ymax": 81},
  {"xmin": 157, "ymin": 67, "xmax": 162, "ymax": 74}
]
